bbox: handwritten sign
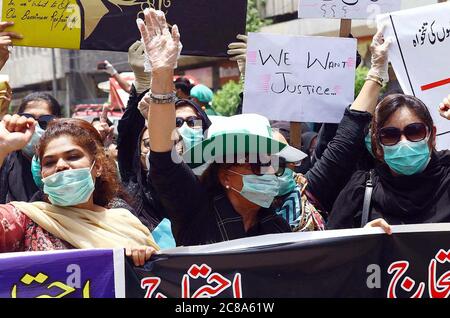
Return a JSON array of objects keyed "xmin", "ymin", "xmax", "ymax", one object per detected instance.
[
  {"xmin": 0, "ymin": 0, "xmax": 247, "ymax": 56},
  {"xmin": 2, "ymin": 0, "xmax": 81, "ymax": 49},
  {"xmin": 299, "ymin": 0, "xmax": 401, "ymax": 20},
  {"xmin": 243, "ymin": 33, "xmax": 356, "ymax": 123},
  {"xmin": 0, "ymin": 249, "xmax": 124, "ymax": 298},
  {"xmin": 377, "ymin": 2, "xmax": 450, "ymax": 150}
]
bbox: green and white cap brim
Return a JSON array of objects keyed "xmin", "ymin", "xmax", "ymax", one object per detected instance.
[{"xmin": 183, "ymin": 114, "xmax": 307, "ymax": 169}]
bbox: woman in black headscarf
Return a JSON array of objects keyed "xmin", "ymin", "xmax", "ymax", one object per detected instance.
[{"xmin": 327, "ymin": 93, "xmax": 450, "ymax": 232}]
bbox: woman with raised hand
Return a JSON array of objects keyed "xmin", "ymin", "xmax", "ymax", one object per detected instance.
[
  {"xmin": 138, "ymin": 9, "xmax": 304, "ymax": 245},
  {"xmin": 327, "ymin": 92, "xmax": 450, "ymax": 232},
  {"xmin": 0, "ymin": 116, "xmax": 159, "ymax": 266},
  {"xmin": 137, "ymin": 9, "xmax": 394, "ymax": 245}
]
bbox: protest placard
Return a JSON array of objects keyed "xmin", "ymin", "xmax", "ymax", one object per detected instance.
[
  {"xmin": 243, "ymin": 32, "xmax": 356, "ymax": 123},
  {"xmin": 0, "ymin": 249, "xmax": 124, "ymax": 298},
  {"xmin": 0, "ymin": 0, "xmax": 247, "ymax": 56},
  {"xmin": 377, "ymin": 2, "xmax": 450, "ymax": 150},
  {"xmin": 299, "ymin": 0, "xmax": 401, "ymax": 19}
]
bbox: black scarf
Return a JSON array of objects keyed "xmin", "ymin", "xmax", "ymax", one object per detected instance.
[
  {"xmin": 0, "ymin": 152, "xmax": 39, "ymax": 204},
  {"xmin": 328, "ymin": 150, "xmax": 450, "ymax": 228}
]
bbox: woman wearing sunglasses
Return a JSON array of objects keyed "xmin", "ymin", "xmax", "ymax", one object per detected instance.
[
  {"xmin": 137, "ymin": 10, "xmax": 390, "ymax": 245},
  {"xmin": 0, "ymin": 92, "xmax": 61, "ymax": 204},
  {"xmin": 327, "ymin": 93, "xmax": 450, "ymax": 231}
]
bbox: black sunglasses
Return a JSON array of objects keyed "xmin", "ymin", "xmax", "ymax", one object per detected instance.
[
  {"xmin": 378, "ymin": 122, "xmax": 428, "ymax": 146},
  {"xmin": 248, "ymin": 156, "xmax": 286, "ymax": 177},
  {"xmin": 176, "ymin": 116, "xmax": 202, "ymax": 128},
  {"xmin": 19, "ymin": 113, "xmax": 55, "ymax": 130}
]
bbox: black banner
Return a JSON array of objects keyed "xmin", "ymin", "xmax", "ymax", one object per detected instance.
[
  {"xmin": 125, "ymin": 225, "xmax": 450, "ymax": 298},
  {"xmin": 79, "ymin": 0, "xmax": 248, "ymax": 56}
]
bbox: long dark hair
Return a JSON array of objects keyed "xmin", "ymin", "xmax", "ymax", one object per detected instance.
[
  {"xmin": 18, "ymin": 92, "xmax": 62, "ymax": 117},
  {"xmin": 37, "ymin": 118, "xmax": 129, "ymax": 207},
  {"xmin": 371, "ymin": 94, "xmax": 435, "ymax": 160}
]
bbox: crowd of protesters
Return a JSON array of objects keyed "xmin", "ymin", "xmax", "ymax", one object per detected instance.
[{"xmin": 0, "ymin": 9, "xmax": 449, "ymax": 266}]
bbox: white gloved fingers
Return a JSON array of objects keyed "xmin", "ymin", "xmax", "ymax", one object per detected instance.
[
  {"xmin": 236, "ymin": 34, "xmax": 248, "ymax": 43},
  {"xmin": 228, "ymin": 48, "xmax": 247, "ymax": 56},
  {"xmin": 156, "ymin": 10, "xmax": 170, "ymax": 36},
  {"xmin": 172, "ymin": 24, "xmax": 181, "ymax": 47},
  {"xmin": 137, "ymin": 19, "xmax": 150, "ymax": 46},
  {"xmin": 140, "ymin": 10, "xmax": 182, "ymax": 72},
  {"xmin": 144, "ymin": 8, "xmax": 157, "ymax": 37},
  {"xmin": 129, "ymin": 40, "xmax": 141, "ymax": 53},
  {"xmin": 373, "ymin": 23, "xmax": 387, "ymax": 45},
  {"xmin": 380, "ymin": 36, "xmax": 393, "ymax": 51},
  {"xmin": 228, "ymin": 42, "xmax": 247, "ymax": 50}
]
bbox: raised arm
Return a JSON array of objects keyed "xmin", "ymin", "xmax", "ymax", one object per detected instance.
[
  {"xmin": 137, "ymin": 9, "xmax": 180, "ymax": 152},
  {"xmin": 305, "ymin": 27, "xmax": 391, "ymax": 211},
  {"xmin": 117, "ymin": 42, "xmax": 150, "ymax": 182},
  {"xmin": 0, "ymin": 115, "xmax": 36, "ymax": 167},
  {"xmin": 137, "ymin": 9, "xmax": 207, "ymax": 239}
]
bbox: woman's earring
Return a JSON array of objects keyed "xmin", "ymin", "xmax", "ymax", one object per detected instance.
[{"xmin": 225, "ymin": 185, "xmax": 230, "ymax": 190}]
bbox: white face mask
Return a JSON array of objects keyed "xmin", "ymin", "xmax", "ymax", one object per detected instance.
[{"xmin": 42, "ymin": 162, "xmax": 96, "ymax": 207}]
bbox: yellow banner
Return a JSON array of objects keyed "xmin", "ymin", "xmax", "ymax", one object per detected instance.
[{"xmin": 2, "ymin": 0, "xmax": 81, "ymax": 49}]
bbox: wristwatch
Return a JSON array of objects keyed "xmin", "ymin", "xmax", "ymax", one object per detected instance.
[{"xmin": 150, "ymin": 91, "xmax": 177, "ymax": 104}]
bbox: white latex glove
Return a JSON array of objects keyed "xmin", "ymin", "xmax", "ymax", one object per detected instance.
[
  {"xmin": 227, "ymin": 34, "xmax": 247, "ymax": 81},
  {"xmin": 103, "ymin": 60, "xmax": 118, "ymax": 76},
  {"xmin": 136, "ymin": 8, "xmax": 182, "ymax": 73},
  {"xmin": 128, "ymin": 41, "xmax": 151, "ymax": 94},
  {"xmin": 138, "ymin": 92, "xmax": 151, "ymax": 119},
  {"xmin": 367, "ymin": 25, "xmax": 392, "ymax": 85},
  {"xmin": 439, "ymin": 94, "xmax": 450, "ymax": 120}
]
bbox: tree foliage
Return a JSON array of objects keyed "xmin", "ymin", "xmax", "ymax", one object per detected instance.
[{"xmin": 212, "ymin": 81, "xmax": 243, "ymax": 116}]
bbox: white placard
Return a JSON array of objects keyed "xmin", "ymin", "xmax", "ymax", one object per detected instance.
[
  {"xmin": 243, "ymin": 32, "xmax": 356, "ymax": 123},
  {"xmin": 377, "ymin": 2, "xmax": 450, "ymax": 150},
  {"xmin": 299, "ymin": 0, "xmax": 401, "ymax": 20}
]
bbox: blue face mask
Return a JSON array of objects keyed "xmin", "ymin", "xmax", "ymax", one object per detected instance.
[
  {"xmin": 31, "ymin": 156, "xmax": 44, "ymax": 188},
  {"xmin": 228, "ymin": 170, "xmax": 279, "ymax": 208},
  {"xmin": 23, "ymin": 125, "xmax": 45, "ymax": 158},
  {"xmin": 42, "ymin": 163, "xmax": 95, "ymax": 207},
  {"xmin": 382, "ymin": 139, "xmax": 431, "ymax": 176},
  {"xmin": 178, "ymin": 123, "xmax": 203, "ymax": 152},
  {"xmin": 277, "ymin": 168, "xmax": 297, "ymax": 196},
  {"xmin": 365, "ymin": 132, "xmax": 375, "ymax": 158}
]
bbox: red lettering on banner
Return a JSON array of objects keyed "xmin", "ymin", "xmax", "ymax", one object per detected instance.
[
  {"xmin": 141, "ymin": 277, "xmax": 167, "ymax": 298},
  {"xmin": 233, "ymin": 274, "xmax": 242, "ymax": 298},
  {"xmin": 141, "ymin": 264, "xmax": 243, "ymax": 298},
  {"xmin": 387, "ymin": 261, "xmax": 425, "ymax": 298},
  {"xmin": 191, "ymin": 273, "xmax": 231, "ymax": 298},
  {"xmin": 387, "ymin": 249, "xmax": 450, "ymax": 298},
  {"xmin": 428, "ymin": 249, "xmax": 450, "ymax": 298}
]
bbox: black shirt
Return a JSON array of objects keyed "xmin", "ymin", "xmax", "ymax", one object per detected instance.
[{"xmin": 0, "ymin": 151, "xmax": 39, "ymax": 204}]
